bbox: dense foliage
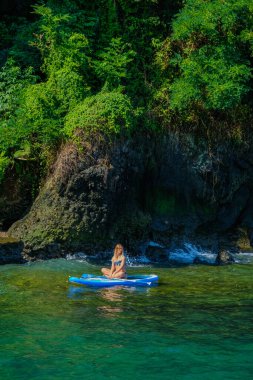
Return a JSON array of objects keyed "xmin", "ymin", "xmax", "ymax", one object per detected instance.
[
  {"xmin": 168, "ymin": 0, "xmax": 253, "ymax": 111},
  {"xmin": 0, "ymin": 0, "xmax": 252, "ymax": 183}
]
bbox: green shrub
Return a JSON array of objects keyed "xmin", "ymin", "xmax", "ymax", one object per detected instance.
[
  {"xmin": 94, "ymin": 37, "xmax": 136, "ymax": 90},
  {"xmin": 170, "ymin": 45, "xmax": 251, "ymax": 110},
  {"xmin": 65, "ymin": 91, "xmax": 136, "ymax": 136},
  {"xmin": 0, "ymin": 59, "xmax": 36, "ymax": 122},
  {"xmin": 157, "ymin": 0, "xmax": 253, "ymax": 112}
]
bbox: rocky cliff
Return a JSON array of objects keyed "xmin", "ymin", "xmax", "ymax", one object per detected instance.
[{"xmin": 5, "ymin": 131, "xmax": 253, "ymax": 259}]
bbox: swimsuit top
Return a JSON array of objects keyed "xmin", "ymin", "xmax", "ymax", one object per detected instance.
[
  {"xmin": 113, "ymin": 257, "xmax": 125, "ymax": 266},
  {"xmin": 114, "ymin": 259, "xmax": 122, "ymax": 266}
]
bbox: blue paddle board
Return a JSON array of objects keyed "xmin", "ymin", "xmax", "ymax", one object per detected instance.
[{"xmin": 69, "ymin": 274, "xmax": 158, "ymax": 287}]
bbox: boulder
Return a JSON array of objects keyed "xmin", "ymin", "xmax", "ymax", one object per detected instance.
[
  {"xmin": 215, "ymin": 249, "xmax": 234, "ymax": 265},
  {"xmin": 8, "ymin": 137, "xmax": 147, "ymax": 255},
  {"xmin": 0, "ymin": 236, "xmax": 25, "ymax": 264},
  {"xmin": 145, "ymin": 242, "xmax": 168, "ymax": 262}
]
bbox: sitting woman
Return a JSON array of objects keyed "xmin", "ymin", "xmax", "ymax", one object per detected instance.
[{"xmin": 101, "ymin": 243, "xmax": 127, "ymax": 279}]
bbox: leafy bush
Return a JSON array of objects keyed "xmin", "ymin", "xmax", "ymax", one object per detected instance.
[
  {"xmin": 158, "ymin": 0, "xmax": 253, "ymax": 111},
  {"xmin": 65, "ymin": 91, "xmax": 136, "ymax": 136},
  {"xmin": 0, "ymin": 59, "xmax": 36, "ymax": 122},
  {"xmin": 94, "ymin": 37, "xmax": 136, "ymax": 90},
  {"xmin": 0, "ymin": 5, "xmax": 92, "ymax": 182},
  {"xmin": 170, "ymin": 45, "xmax": 251, "ymax": 110}
]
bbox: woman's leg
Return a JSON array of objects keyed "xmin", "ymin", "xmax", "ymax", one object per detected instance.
[
  {"xmin": 101, "ymin": 268, "xmax": 111, "ymax": 277},
  {"xmin": 111, "ymin": 271, "xmax": 127, "ymax": 279}
]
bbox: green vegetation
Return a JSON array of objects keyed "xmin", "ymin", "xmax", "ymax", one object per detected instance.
[
  {"xmin": 169, "ymin": 0, "xmax": 253, "ymax": 111},
  {"xmin": 0, "ymin": 0, "xmax": 252, "ymax": 185},
  {"xmin": 65, "ymin": 91, "xmax": 136, "ymax": 136}
]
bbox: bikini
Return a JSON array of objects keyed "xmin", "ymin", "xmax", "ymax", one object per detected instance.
[
  {"xmin": 113, "ymin": 258, "xmax": 127, "ymax": 276},
  {"xmin": 114, "ymin": 259, "xmax": 123, "ymax": 266}
]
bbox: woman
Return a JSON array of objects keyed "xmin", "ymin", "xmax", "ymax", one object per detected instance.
[{"xmin": 101, "ymin": 243, "xmax": 127, "ymax": 279}]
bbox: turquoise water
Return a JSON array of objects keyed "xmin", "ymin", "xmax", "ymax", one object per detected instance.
[{"xmin": 0, "ymin": 259, "xmax": 253, "ymax": 380}]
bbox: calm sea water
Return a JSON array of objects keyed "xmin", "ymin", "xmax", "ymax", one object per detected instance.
[{"xmin": 0, "ymin": 259, "xmax": 252, "ymax": 380}]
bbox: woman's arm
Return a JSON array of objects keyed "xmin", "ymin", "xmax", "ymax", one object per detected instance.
[{"xmin": 109, "ymin": 260, "xmax": 115, "ymax": 277}]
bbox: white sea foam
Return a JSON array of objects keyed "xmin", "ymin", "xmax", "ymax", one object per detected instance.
[
  {"xmin": 127, "ymin": 242, "xmax": 217, "ymax": 265},
  {"xmin": 126, "ymin": 254, "xmax": 151, "ymax": 267},
  {"xmin": 66, "ymin": 252, "xmax": 88, "ymax": 261},
  {"xmin": 65, "ymin": 243, "xmax": 253, "ymax": 266},
  {"xmin": 233, "ymin": 252, "xmax": 253, "ymax": 264},
  {"xmin": 169, "ymin": 242, "xmax": 216, "ymax": 264}
]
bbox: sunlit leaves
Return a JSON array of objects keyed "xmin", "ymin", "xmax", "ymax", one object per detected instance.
[
  {"xmin": 65, "ymin": 91, "xmax": 136, "ymax": 136},
  {"xmin": 94, "ymin": 38, "xmax": 136, "ymax": 90},
  {"xmin": 167, "ymin": 0, "xmax": 253, "ymax": 111},
  {"xmin": 0, "ymin": 59, "xmax": 36, "ymax": 121}
]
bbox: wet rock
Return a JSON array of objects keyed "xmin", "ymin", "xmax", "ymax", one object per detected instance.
[
  {"xmin": 145, "ymin": 242, "xmax": 168, "ymax": 262},
  {"xmin": 0, "ymin": 236, "xmax": 25, "ymax": 264},
  {"xmin": 138, "ymin": 241, "xmax": 169, "ymax": 262},
  {"xmin": 215, "ymin": 249, "xmax": 234, "ymax": 265}
]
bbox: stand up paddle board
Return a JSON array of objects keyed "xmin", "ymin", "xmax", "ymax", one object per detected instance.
[{"xmin": 69, "ymin": 274, "xmax": 158, "ymax": 287}]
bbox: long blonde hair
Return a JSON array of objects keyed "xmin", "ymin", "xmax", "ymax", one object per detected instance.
[{"xmin": 113, "ymin": 243, "xmax": 124, "ymax": 260}]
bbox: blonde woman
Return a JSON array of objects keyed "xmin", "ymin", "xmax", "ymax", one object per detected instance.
[{"xmin": 101, "ymin": 244, "xmax": 127, "ymax": 279}]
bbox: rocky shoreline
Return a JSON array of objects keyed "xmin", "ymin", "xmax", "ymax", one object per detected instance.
[{"xmin": 0, "ymin": 234, "xmax": 249, "ymax": 266}]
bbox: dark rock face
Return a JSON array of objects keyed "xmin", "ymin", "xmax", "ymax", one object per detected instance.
[
  {"xmin": 0, "ymin": 167, "xmax": 35, "ymax": 231},
  {"xmin": 141, "ymin": 242, "xmax": 169, "ymax": 263},
  {"xmin": 7, "ymin": 132, "xmax": 253, "ymax": 258},
  {"xmin": 9, "ymin": 136, "xmax": 148, "ymax": 255},
  {"xmin": 0, "ymin": 237, "xmax": 25, "ymax": 264},
  {"xmin": 215, "ymin": 249, "xmax": 235, "ymax": 265},
  {"xmin": 216, "ymin": 187, "xmax": 250, "ymax": 231}
]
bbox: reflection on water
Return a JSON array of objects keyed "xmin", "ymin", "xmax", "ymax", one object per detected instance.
[
  {"xmin": 100, "ymin": 286, "xmax": 124, "ymax": 301},
  {"xmin": 98, "ymin": 287, "xmax": 124, "ymax": 316},
  {"xmin": 67, "ymin": 285, "xmax": 151, "ymax": 301},
  {"xmin": 67, "ymin": 285, "xmax": 96, "ymax": 299},
  {"xmin": 67, "ymin": 285, "xmax": 152, "ymax": 318}
]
